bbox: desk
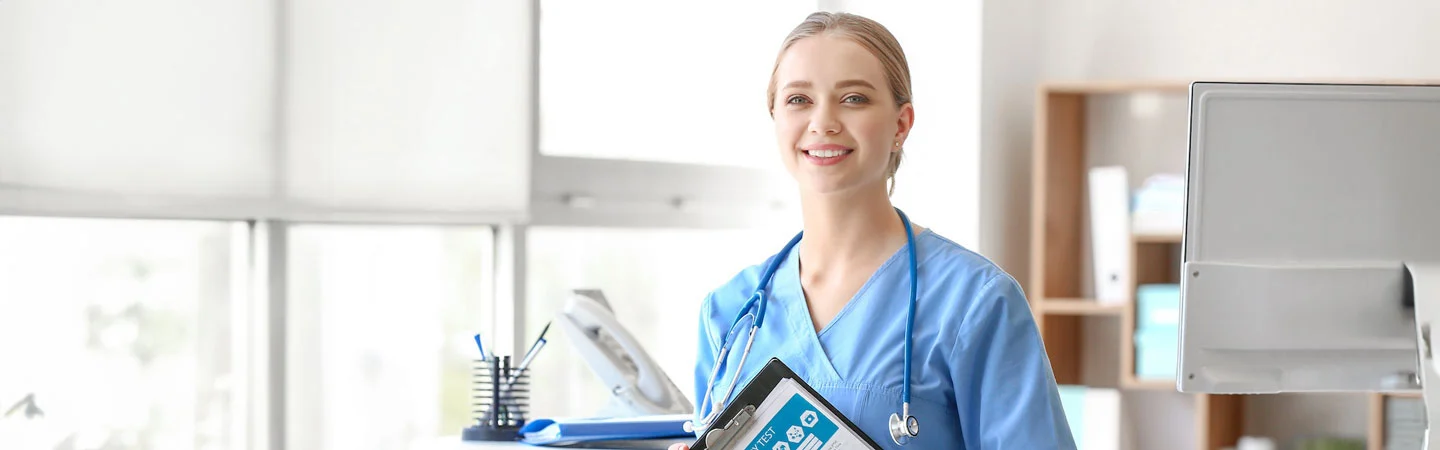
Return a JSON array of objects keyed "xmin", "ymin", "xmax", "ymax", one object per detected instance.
[{"xmin": 419, "ymin": 437, "xmax": 689, "ymax": 450}]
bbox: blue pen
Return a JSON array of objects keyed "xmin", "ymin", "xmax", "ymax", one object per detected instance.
[{"xmin": 473, "ymin": 333, "xmax": 487, "ymax": 361}]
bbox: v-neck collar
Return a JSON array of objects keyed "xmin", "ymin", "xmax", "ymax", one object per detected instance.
[{"xmin": 777, "ymin": 231, "xmax": 921, "ymax": 382}]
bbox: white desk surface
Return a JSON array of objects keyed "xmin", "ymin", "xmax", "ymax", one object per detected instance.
[{"xmin": 420, "ymin": 437, "xmax": 689, "ymax": 450}]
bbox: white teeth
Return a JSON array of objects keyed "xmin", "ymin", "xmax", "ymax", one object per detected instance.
[{"xmin": 806, "ymin": 149, "xmax": 848, "ymax": 158}]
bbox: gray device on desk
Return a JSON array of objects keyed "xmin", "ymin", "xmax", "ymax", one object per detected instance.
[
  {"xmin": 556, "ymin": 289, "xmax": 694, "ymax": 417},
  {"xmin": 1177, "ymin": 82, "xmax": 1440, "ymax": 448}
]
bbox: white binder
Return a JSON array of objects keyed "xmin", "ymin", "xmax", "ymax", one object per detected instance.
[{"xmin": 1088, "ymin": 166, "xmax": 1132, "ymax": 304}]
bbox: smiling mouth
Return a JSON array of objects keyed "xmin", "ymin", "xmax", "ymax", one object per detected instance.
[{"xmin": 804, "ymin": 149, "xmax": 853, "ymax": 158}]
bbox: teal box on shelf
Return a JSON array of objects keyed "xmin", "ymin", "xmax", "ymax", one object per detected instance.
[
  {"xmin": 1134, "ymin": 327, "xmax": 1179, "ymax": 379},
  {"xmin": 1136, "ymin": 284, "xmax": 1180, "ymax": 330},
  {"xmin": 1134, "ymin": 284, "xmax": 1180, "ymax": 379}
]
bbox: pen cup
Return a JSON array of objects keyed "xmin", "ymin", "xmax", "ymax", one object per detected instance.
[{"xmin": 461, "ymin": 356, "xmax": 531, "ymax": 441}]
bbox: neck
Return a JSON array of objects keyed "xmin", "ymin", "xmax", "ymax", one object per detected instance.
[{"xmin": 797, "ymin": 185, "xmax": 910, "ymax": 273}]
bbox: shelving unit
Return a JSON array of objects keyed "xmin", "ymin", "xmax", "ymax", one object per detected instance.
[
  {"xmin": 1027, "ymin": 79, "xmax": 1220, "ymax": 448},
  {"xmin": 1027, "ymin": 80, "xmax": 1411, "ymax": 450}
]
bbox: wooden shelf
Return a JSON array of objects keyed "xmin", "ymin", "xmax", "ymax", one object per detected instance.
[
  {"xmin": 1133, "ymin": 232, "xmax": 1182, "ymax": 244},
  {"xmin": 1121, "ymin": 375, "xmax": 1178, "ymax": 392},
  {"xmin": 1029, "ymin": 82, "xmax": 1241, "ymax": 450},
  {"xmin": 1038, "ymin": 299, "xmax": 1125, "ymax": 316}
]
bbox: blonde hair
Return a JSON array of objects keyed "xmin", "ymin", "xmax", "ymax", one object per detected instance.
[{"xmin": 767, "ymin": 11, "xmax": 913, "ymax": 195}]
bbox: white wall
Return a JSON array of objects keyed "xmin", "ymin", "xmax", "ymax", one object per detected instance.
[
  {"xmin": 979, "ymin": 0, "xmax": 1042, "ymax": 275},
  {"xmin": 1037, "ymin": 0, "xmax": 1440, "ymax": 81},
  {"xmin": 981, "ymin": 0, "xmax": 1440, "ymax": 445}
]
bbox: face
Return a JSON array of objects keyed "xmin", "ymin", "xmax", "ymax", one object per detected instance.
[{"xmin": 771, "ymin": 34, "xmax": 913, "ymax": 196}]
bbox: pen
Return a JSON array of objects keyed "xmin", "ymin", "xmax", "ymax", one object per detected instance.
[
  {"xmin": 501, "ymin": 356, "xmax": 512, "ymax": 424},
  {"xmin": 505, "ymin": 321, "xmax": 551, "ymax": 387}
]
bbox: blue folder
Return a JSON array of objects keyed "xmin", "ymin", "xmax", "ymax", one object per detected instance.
[{"xmin": 517, "ymin": 414, "xmax": 694, "ymax": 446}]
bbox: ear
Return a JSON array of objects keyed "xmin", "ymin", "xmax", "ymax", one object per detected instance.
[{"xmin": 894, "ymin": 102, "xmax": 915, "ymax": 148}]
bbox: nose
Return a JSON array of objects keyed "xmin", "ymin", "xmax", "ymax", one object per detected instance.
[{"xmin": 807, "ymin": 103, "xmax": 841, "ymax": 135}]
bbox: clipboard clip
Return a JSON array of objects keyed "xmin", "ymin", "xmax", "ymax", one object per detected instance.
[{"xmin": 702, "ymin": 404, "xmax": 756, "ymax": 449}]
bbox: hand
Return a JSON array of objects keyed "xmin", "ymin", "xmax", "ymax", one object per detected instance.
[{"xmin": 667, "ymin": 444, "xmax": 689, "ymax": 450}]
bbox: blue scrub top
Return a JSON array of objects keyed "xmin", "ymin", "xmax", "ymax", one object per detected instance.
[{"xmin": 694, "ymin": 229, "xmax": 1077, "ymax": 449}]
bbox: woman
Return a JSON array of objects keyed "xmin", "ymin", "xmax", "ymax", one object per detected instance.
[{"xmin": 672, "ymin": 12, "xmax": 1075, "ymax": 450}]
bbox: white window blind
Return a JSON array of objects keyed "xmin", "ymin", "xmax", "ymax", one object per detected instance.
[
  {"xmin": 0, "ymin": 1, "xmax": 532, "ymax": 220},
  {"xmin": 0, "ymin": 1, "xmax": 275, "ymax": 200},
  {"xmin": 284, "ymin": 0, "xmax": 531, "ymax": 214}
]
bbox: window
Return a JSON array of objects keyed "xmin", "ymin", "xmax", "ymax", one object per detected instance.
[
  {"xmin": 538, "ymin": 0, "xmax": 819, "ymax": 168},
  {"xmin": 0, "ymin": 216, "xmax": 246, "ymax": 450},
  {"xmin": 522, "ymin": 226, "xmax": 792, "ymax": 417},
  {"xmin": 285, "ymin": 225, "xmax": 494, "ymax": 450}
]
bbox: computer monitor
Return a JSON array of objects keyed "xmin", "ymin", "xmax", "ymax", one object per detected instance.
[{"xmin": 1177, "ymin": 82, "xmax": 1440, "ymax": 398}]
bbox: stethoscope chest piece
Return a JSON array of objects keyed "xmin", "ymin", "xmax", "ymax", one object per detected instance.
[{"xmin": 888, "ymin": 412, "xmax": 919, "ymax": 446}]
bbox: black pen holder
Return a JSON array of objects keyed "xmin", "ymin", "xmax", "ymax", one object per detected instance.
[{"xmin": 461, "ymin": 356, "xmax": 531, "ymax": 442}]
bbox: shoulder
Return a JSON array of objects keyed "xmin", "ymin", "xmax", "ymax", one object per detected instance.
[
  {"xmin": 915, "ymin": 228, "xmax": 1020, "ymax": 295},
  {"xmin": 913, "ymin": 229, "xmax": 1031, "ymax": 331},
  {"xmin": 695, "ymin": 250, "xmax": 787, "ymax": 349}
]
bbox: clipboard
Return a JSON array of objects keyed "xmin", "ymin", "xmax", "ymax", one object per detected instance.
[{"xmin": 690, "ymin": 357, "xmax": 882, "ymax": 450}]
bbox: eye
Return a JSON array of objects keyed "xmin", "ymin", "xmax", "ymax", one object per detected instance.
[
  {"xmin": 842, "ymin": 94, "xmax": 869, "ymax": 104},
  {"xmin": 786, "ymin": 95, "xmax": 810, "ymax": 105}
]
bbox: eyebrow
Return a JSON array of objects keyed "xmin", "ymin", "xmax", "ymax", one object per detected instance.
[{"xmin": 781, "ymin": 79, "xmax": 878, "ymax": 90}]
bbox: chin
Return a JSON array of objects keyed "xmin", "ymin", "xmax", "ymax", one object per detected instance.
[{"xmin": 797, "ymin": 177, "xmax": 869, "ymax": 197}]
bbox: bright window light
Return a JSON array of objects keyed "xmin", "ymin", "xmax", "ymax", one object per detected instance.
[
  {"xmin": 285, "ymin": 225, "xmax": 494, "ymax": 450},
  {"xmin": 0, "ymin": 216, "xmax": 245, "ymax": 450},
  {"xmin": 539, "ymin": 0, "xmax": 818, "ymax": 168}
]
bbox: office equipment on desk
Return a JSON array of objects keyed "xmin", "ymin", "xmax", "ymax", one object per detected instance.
[
  {"xmin": 507, "ymin": 321, "xmax": 550, "ymax": 388},
  {"xmin": 422, "ymin": 436, "xmax": 687, "ymax": 449},
  {"xmin": 517, "ymin": 414, "xmax": 693, "ymax": 446},
  {"xmin": 475, "ymin": 333, "xmax": 489, "ymax": 361},
  {"xmin": 1087, "ymin": 165, "xmax": 1131, "ymax": 304},
  {"xmin": 1176, "ymin": 82, "xmax": 1440, "ymax": 448},
  {"xmin": 688, "ymin": 357, "xmax": 880, "ymax": 450},
  {"xmin": 462, "ymin": 355, "xmax": 531, "ymax": 442},
  {"xmin": 556, "ymin": 290, "xmax": 692, "ymax": 417}
]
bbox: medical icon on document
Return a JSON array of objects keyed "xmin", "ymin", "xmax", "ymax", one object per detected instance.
[
  {"xmin": 787, "ymin": 425, "xmax": 804, "ymax": 442},
  {"xmin": 800, "ymin": 411, "xmax": 818, "ymax": 427},
  {"xmin": 744, "ymin": 394, "xmax": 844, "ymax": 450}
]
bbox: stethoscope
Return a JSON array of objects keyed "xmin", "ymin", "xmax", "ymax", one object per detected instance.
[{"xmin": 692, "ymin": 207, "xmax": 922, "ymax": 446}]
